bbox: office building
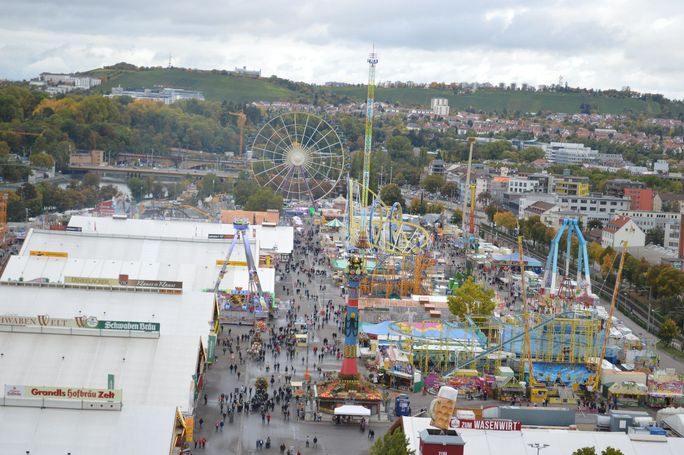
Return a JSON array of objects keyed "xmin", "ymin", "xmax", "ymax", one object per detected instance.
[
  {"xmin": 544, "ymin": 142, "xmax": 598, "ymax": 164},
  {"xmin": 556, "ymin": 193, "xmax": 630, "ymax": 223}
]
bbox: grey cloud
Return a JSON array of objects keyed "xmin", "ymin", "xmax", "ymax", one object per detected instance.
[{"xmin": 1, "ymin": 0, "xmax": 684, "ymax": 98}]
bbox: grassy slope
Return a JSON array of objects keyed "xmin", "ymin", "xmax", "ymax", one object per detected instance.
[
  {"xmin": 322, "ymin": 86, "xmax": 664, "ymax": 115},
  {"xmin": 86, "ymin": 67, "xmax": 670, "ymax": 115},
  {"xmin": 90, "ymin": 68, "xmax": 299, "ymax": 103}
]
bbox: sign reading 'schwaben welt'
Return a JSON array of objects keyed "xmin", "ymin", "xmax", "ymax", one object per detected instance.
[
  {"xmin": 0, "ymin": 315, "xmax": 160, "ymax": 333},
  {"xmin": 4, "ymin": 384, "xmax": 122, "ymax": 402},
  {"xmin": 64, "ymin": 275, "xmax": 183, "ymax": 289}
]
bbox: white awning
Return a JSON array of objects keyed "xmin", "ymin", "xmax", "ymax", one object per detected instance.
[{"xmin": 334, "ymin": 405, "xmax": 371, "ymax": 417}]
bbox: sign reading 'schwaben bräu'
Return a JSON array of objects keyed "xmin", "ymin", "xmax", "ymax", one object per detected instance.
[
  {"xmin": 0, "ymin": 315, "xmax": 160, "ymax": 333},
  {"xmin": 4, "ymin": 384, "xmax": 122, "ymax": 402}
]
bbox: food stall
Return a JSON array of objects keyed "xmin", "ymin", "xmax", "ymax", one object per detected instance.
[
  {"xmin": 648, "ymin": 370, "xmax": 684, "ymax": 408},
  {"xmin": 607, "ymin": 381, "xmax": 648, "ymax": 407}
]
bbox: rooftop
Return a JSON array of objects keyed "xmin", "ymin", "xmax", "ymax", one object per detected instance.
[
  {"xmin": 0, "ymin": 285, "xmax": 214, "ymax": 455},
  {"xmin": 68, "ymin": 214, "xmax": 294, "ymax": 254},
  {"xmin": 604, "ymin": 215, "xmax": 632, "ymax": 233},
  {"xmin": 401, "ymin": 416, "xmax": 684, "ymax": 455},
  {"xmin": 16, "ymin": 229, "xmax": 276, "ymax": 293}
]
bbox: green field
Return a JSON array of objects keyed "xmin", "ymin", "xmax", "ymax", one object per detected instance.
[
  {"xmin": 91, "ymin": 67, "xmax": 299, "ymax": 103},
  {"xmin": 87, "ymin": 66, "xmax": 679, "ymax": 115}
]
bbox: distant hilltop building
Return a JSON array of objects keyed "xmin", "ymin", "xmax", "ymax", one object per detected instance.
[
  {"xmin": 29, "ymin": 73, "xmax": 101, "ymax": 95},
  {"xmin": 324, "ymin": 81, "xmax": 352, "ymax": 87},
  {"xmin": 431, "ymin": 97, "xmax": 449, "ymax": 117},
  {"xmin": 229, "ymin": 66, "xmax": 261, "ymax": 78},
  {"xmin": 106, "ymin": 86, "xmax": 204, "ymax": 104}
]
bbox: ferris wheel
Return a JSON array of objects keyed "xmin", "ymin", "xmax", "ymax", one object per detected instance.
[{"xmin": 250, "ymin": 112, "xmax": 346, "ymax": 202}]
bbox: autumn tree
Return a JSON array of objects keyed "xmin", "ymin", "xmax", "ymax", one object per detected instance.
[
  {"xmin": 448, "ymin": 277, "xmax": 496, "ymax": 318},
  {"xmin": 29, "ymin": 151, "xmax": 55, "ymax": 168},
  {"xmin": 380, "ymin": 183, "xmax": 405, "ymax": 207},
  {"xmin": 82, "ymin": 172, "xmax": 101, "ymax": 188},
  {"xmin": 244, "ymin": 187, "xmax": 283, "ymax": 211},
  {"xmin": 421, "ymin": 175, "xmax": 445, "ymax": 193},
  {"xmin": 494, "ymin": 211, "xmax": 517, "ymax": 231},
  {"xmin": 659, "ymin": 319, "xmax": 681, "ymax": 347},
  {"xmin": 440, "ymin": 181, "xmax": 458, "ymax": 198}
]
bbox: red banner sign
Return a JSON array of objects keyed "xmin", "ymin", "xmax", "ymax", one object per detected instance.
[{"xmin": 449, "ymin": 418, "xmax": 521, "ymax": 431}]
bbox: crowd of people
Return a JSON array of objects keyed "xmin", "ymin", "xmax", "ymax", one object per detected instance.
[{"xmin": 191, "ymin": 219, "xmax": 379, "ymax": 453}]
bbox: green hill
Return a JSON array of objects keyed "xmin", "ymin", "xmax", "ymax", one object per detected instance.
[
  {"xmin": 89, "ymin": 67, "xmax": 300, "ymax": 103},
  {"xmin": 324, "ymin": 86, "xmax": 670, "ymax": 116},
  {"xmin": 86, "ymin": 65, "xmax": 684, "ymax": 116}
]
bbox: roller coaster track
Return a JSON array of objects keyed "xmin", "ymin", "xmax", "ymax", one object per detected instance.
[{"xmin": 443, "ymin": 311, "xmax": 579, "ymax": 377}]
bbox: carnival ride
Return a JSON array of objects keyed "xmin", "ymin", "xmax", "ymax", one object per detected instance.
[
  {"xmin": 250, "ymin": 111, "xmax": 346, "ymax": 203},
  {"xmin": 214, "ymin": 218, "xmax": 271, "ymax": 317},
  {"xmin": 542, "ymin": 218, "xmax": 593, "ymax": 307}
]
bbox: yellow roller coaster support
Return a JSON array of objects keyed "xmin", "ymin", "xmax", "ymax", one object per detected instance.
[{"xmin": 594, "ymin": 241, "xmax": 628, "ymax": 390}]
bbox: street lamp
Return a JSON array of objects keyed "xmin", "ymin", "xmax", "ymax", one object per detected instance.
[{"xmin": 528, "ymin": 443, "xmax": 550, "ymax": 455}]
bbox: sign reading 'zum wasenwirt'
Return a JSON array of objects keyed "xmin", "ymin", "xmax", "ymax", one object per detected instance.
[
  {"xmin": 0, "ymin": 315, "xmax": 160, "ymax": 333},
  {"xmin": 4, "ymin": 384, "xmax": 122, "ymax": 403}
]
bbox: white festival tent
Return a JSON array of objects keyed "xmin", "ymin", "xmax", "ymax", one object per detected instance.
[{"xmin": 333, "ymin": 405, "xmax": 371, "ymax": 417}]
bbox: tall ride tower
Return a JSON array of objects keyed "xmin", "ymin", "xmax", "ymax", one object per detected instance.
[{"xmin": 361, "ymin": 50, "xmax": 378, "ymax": 208}]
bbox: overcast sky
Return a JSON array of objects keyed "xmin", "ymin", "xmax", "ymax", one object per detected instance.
[{"xmin": 1, "ymin": 0, "xmax": 684, "ymax": 99}]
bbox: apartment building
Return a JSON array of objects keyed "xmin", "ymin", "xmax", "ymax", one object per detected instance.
[
  {"xmin": 601, "ymin": 215, "xmax": 646, "ymax": 248},
  {"xmin": 553, "ymin": 176, "xmax": 590, "ymax": 196},
  {"xmin": 507, "ymin": 177, "xmax": 539, "ymax": 194},
  {"xmin": 615, "ymin": 209, "xmax": 683, "ymax": 255},
  {"xmin": 556, "ymin": 193, "xmax": 630, "ymax": 223},
  {"xmin": 604, "ymin": 179, "xmax": 646, "ymax": 197},
  {"xmin": 430, "ymin": 98, "xmax": 450, "ymax": 117},
  {"xmin": 623, "ymin": 188, "xmax": 654, "ymax": 211},
  {"xmin": 528, "ymin": 173, "xmax": 555, "ymax": 194}
]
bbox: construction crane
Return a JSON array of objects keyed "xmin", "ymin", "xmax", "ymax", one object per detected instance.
[
  {"xmin": 228, "ymin": 112, "xmax": 247, "ymax": 156},
  {"xmin": 460, "ymin": 137, "xmax": 476, "ymax": 236},
  {"xmin": 469, "ymin": 183, "xmax": 476, "ymax": 234},
  {"xmin": 519, "ymin": 234, "xmax": 536, "ymax": 385},
  {"xmin": 361, "ymin": 50, "xmax": 378, "ymax": 208},
  {"xmin": 593, "ymin": 241, "xmax": 628, "ymax": 391},
  {"xmin": 0, "ymin": 193, "xmax": 8, "ymax": 243}
]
